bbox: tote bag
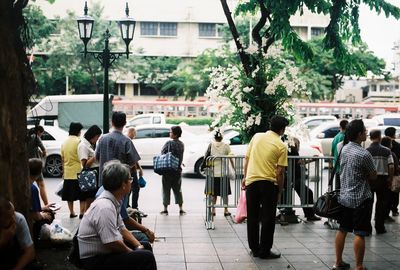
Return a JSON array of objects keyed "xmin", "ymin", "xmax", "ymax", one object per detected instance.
[
  {"xmin": 153, "ymin": 142, "xmax": 179, "ymax": 175},
  {"xmin": 77, "ymin": 169, "xmax": 97, "ymax": 192}
]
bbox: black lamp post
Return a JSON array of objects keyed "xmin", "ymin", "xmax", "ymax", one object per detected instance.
[{"xmin": 77, "ymin": 1, "xmax": 136, "ymax": 133}]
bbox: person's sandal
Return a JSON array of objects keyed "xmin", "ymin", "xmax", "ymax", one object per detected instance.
[
  {"xmin": 224, "ymin": 212, "xmax": 231, "ymax": 216},
  {"xmin": 160, "ymin": 210, "xmax": 168, "ymax": 215},
  {"xmin": 332, "ymin": 261, "xmax": 350, "ymax": 270},
  {"xmin": 179, "ymin": 210, "xmax": 186, "ymax": 215}
]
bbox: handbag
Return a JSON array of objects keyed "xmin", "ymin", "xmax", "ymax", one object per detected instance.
[
  {"xmin": 200, "ymin": 143, "xmax": 212, "ymax": 170},
  {"xmin": 138, "ymin": 176, "xmax": 147, "ymax": 188},
  {"xmin": 235, "ymin": 190, "xmax": 247, "ymax": 223},
  {"xmin": 313, "ymin": 151, "xmax": 344, "ymax": 219},
  {"xmin": 77, "ymin": 169, "xmax": 97, "ymax": 192},
  {"xmin": 66, "ymin": 229, "xmax": 83, "ymax": 268},
  {"xmin": 392, "ymin": 175, "xmax": 400, "ymax": 192},
  {"xmin": 153, "ymin": 142, "xmax": 180, "ymax": 175}
]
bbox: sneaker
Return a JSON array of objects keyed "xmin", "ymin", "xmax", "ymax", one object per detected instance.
[
  {"xmin": 179, "ymin": 210, "xmax": 186, "ymax": 216},
  {"xmin": 307, "ymin": 215, "xmax": 321, "ymax": 221},
  {"xmin": 258, "ymin": 250, "xmax": 281, "ymax": 259},
  {"xmin": 393, "ymin": 211, "xmax": 399, "ymax": 217},
  {"xmin": 332, "ymin": 261, "xmax": 350, "ymax": 270},
  {"xmin": 160, "ymin": 210, "xmax": 168, "ymax": 216}
]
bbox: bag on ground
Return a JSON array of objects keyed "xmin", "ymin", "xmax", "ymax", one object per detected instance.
[
  {"xmin": 313, "ymin": 190, "xmax": 343, "ymax": 219},
  {"xmin": 235, "ymin": 190, "xmax": 247, "ymax": 223},
  {"xmin": 77, "ymin": 169, "xmax": 97, "ymax": 192}
]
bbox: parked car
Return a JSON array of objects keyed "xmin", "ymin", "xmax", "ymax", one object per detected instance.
[
  {"xmin": 372, "ymin": 113, "xmax": 400, "ymax": 126},
  {"xmin": 182, "ymin": 130, "xmax": 322, "ymax": 178},
  {"xmin": 131, "ymin": 124, "xmax": 206, "ymax": 166},
  {"xmin": 27, "ymin": 125, "xmax": 68, "ymax": 178},
  {"xmin": 300, "ymin": 115, "xmax": 337, "ymax": 130},
  {"xmin": 126, "ymin": 113, "xmax": 166, "ymax": 127}
]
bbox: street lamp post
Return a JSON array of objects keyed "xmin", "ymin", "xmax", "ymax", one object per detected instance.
[{"xmin": 77, "ymin": 1, "xmax": 135, "ymax": 133}]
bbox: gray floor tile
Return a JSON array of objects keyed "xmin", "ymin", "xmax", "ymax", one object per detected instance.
[
  {"xmin": 155, "ymin": 254, "xmax": 185, "ymax": 263},
  {"xmin": 218, "ymin": 254, "xmax": 254, "ymax": 263},
  {"xmin": 284, "ymin": 254, "xmax": 320, "ymax": 263},
  {"xmin": 290, "ymin": 262, "xmax": 330, "ymax": 270},
  {"xmin": 185, "ymin": 255, "xmax": 220, "ymax": 263},
  {"xmin": 255, "ymin": 261, "xmax": 293, "ymax": 270},
  {"xmin": 221, "ymin": 262, "xmax": 259, "ymax": 270},
  {"xmin": 186, "ymin": 262, "xmax": 223, "ymax": 270},
  {"xmin": 156, "ymin": 262, "xmax": 186, "ymax": 270}
]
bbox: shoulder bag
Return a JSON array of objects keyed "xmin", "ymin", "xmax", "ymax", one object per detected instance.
[
  {"xmin": 313, "ymin": 152, "xmax": 344, "ymax": 219},
  {"xmin": 153, "ymin": 141, "xmax": 180, "ymax": 175},
  {"xmin": 77, "ymin": 168, "xmax": 97, "ymax": 192}
]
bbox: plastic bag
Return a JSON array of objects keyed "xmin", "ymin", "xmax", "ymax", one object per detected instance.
[
  {"xmin": 138, "ymin": 176, "xmax": 147, "ymax": 188},
  {"xmin": 49, "ymin": 220, "xmax": 73, "ymax": 243},
  {"xmin": 235, "ymin": 190, "xmax": 247, "ymax": 223},
  {"xmin": 55, "ymin": 181, "xmax": 63, "ymax": 197}
]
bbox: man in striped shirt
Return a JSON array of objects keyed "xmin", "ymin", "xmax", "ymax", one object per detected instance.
[
  {"xmin": 78, "ymin": 160, "xmax": 156, "ymax": 270},
  {"xmin": 334, "ymin": 119, "xmax": 377, "ymax": 270},
  {"xmin": 366, "ymin": 129, "xmax": 394, "ymax": 234}
]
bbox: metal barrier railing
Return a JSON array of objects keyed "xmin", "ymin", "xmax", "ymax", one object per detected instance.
[{"xmin": 204, "ymin": 155, "xmax": 334, "ymax": 230}]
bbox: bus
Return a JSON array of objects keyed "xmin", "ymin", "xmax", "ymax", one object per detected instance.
[
  {"xmin": 112, "ymin": 99, "xmax": 222, "ymax": 118},
  {"xmin": 295, "ymin": 102, "xmax": 399, "ymax": 118}
]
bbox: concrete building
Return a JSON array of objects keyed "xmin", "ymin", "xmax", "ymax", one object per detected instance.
[{"xmin": 35, "ymin": 0, "xmax": 330, "ymax": 98}]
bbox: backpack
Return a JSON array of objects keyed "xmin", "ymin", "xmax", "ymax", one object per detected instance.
[{"xmin": 66, "ymin": 230, "xmax": 83, "ymax": 268}]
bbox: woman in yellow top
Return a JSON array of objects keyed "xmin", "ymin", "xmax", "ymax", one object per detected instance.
[{"xmin": 61, "ymin": 122, "xmax": 83, "ymax": 218}]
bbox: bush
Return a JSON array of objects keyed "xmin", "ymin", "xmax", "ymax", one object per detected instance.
[{"xmin": 166, "ymin": 118, "xmax": 213, "ymax": 126}]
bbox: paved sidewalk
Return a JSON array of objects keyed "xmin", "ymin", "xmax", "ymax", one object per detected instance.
[{"xmin": 38, "ymin": 211, "xmax": 400, "ymax": 270}]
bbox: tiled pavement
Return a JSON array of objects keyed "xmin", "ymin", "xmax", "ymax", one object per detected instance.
[{"xmin": 141, "ymin": 214, "xmax": 400, "ymax": 270}]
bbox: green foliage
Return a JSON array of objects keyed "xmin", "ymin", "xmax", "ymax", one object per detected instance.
[{"xmin": 166, "ymin": 118, "xmax": 213, "ymax": 126}]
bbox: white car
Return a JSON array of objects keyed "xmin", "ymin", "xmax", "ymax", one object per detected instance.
[
  {"xmin": 27, "ymin": 125, "xmax": 68, "ymax": 178},
  {"xmin": 300, "ymin": 115, "xmax": 337, "ymax": 130},
  {"xmin": 182, "ymin": 130, "xmax": 322, "ymax": 177},
  {"xmin": 132, "ymin": 124, "xmax": 206, "ymax": 166},
  {"xmin": 126, "ymin": 113, "xmax": 166, "ymax": 127}
]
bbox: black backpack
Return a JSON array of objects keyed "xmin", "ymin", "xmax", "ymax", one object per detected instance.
[{"xmin": 66, "ymin": 230, "xmax": 83, "ymax": 268}]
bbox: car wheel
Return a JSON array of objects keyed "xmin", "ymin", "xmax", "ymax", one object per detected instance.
[
  {"xmin": 44, "ymin": 155, "xmax": 63, "ymax": 178},
  {"xmin": 195, "ymin": 158, "xmax": 206, "ymax": 178}
]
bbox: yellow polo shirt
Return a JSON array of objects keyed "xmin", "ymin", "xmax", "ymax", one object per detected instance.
[
  {"xmin": 245, "ymin": 131, "xmax": 288, "ymax": 186},
  {"xmin": 61, "ymin": 136, "xmax": 81, "ymax": 180}
]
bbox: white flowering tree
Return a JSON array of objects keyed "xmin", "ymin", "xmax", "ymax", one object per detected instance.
[{"xmin": 213, "ymin": 0, "xmax": 400, "ymax": 142}]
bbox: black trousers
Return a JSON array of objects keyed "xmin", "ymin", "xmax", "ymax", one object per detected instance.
[
  {"xmin": 246, "ymin": 180, "xmax": 278, "ymax": 254},
  {"xmin": 82, "ymin": 242, "xmax": 156, "ymax": 270},
  {"xmin": 131, "ymin": 172, "xmax": 140, "ymax": 209},
  {"xmin": 389, "ymin": 190, "xmax": 399, "ymax": 213},
  {"xmin": 293, "ymin": 179, "xmax": 315, "ymax": 218},
  {"xmin": 371, "ymin": 179, "xmax": 390, "ymax": 231}
]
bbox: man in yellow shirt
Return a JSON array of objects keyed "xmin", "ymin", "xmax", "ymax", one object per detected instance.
[{"xmin": 242, "ymin": 115, "xmax": 289, "ymax": 259}]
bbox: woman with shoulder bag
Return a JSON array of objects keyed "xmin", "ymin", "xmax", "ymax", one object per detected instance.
[{"xmin": 77, "ymin": 125, "xmax": 102, "ymax": 217}]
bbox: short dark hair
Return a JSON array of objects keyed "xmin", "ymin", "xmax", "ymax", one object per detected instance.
[
  {"xmin": 29, "ymin": 158, "xmax": 43, "ymax": 177},
  {"xmin": 385, "ymin": 127, "xmax": 396, "ymax": 138},
  {"xmin": 69, "ymin": 122, "xmax": 83, "ymax": 136},
  {"xmin": 345, "ymin": 119, "xmax": 365, "ymax": 142},
  {"xmin": 84, "ymin": 125, "xmax": 102, "ymax": 141},
  {"xmin": 339, "ymin": 120, "xmax": 349, "ymax": 130},
  {"xmin": 369, "ymin": 129, "xmax": 381, "ymax": 140},
  {"xmin": 381, "ymin": 136, "xmax": 392, "ymax": 149},
  {"xmin": 102, "ymin": 160, "xmax": 131, "ymax": 192},
  {"xmin": 36, "ymin": 126, "xmax": 44, "ymax": 133},
  {"xmin": 171, "ymin": 126, "xmax": 182, "ymax": 138},
  {"xmin": 214, "ymin": 130, "xmax": 223, "ymax": 142},
  {"xmin": 270, "ymin": 115, "xmax": 289, "ymax": 133},
  {"xmin": 112, "ymin": 112, "xmax": 126, "ymax": 128}
]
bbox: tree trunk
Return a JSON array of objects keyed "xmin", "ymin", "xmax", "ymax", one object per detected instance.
[{"xmin": 0, "ymin": 0, "xmax": 34, "ymax": 217}]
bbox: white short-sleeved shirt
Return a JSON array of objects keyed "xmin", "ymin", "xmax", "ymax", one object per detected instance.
[{"xmin": 78, "ymin": 138, "xmax": 99, "ymax": 168}]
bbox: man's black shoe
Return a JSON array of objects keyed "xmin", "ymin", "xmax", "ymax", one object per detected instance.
[
  {"xmin": 307, "ymin": 215, "xmax": 321, "ymax": 221},
  {"xmin": 376, "ymin": 228, "xmax": 387, "ymax": 235},
  {"xmin": 250, "ymin": 250, "xmax": 259, "ymax": 257},
  {"xmin": 258, "ymin": 251, "xmax": 281, "ymax": 259}
]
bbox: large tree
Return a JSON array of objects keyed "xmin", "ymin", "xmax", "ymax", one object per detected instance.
[
  {"xmin": 0, "ymin": 0, "xmax": 38, "ymax": 216},
  {"xmin": 216, "ymin": 0, "xmax": 400, "ymax": 138}
]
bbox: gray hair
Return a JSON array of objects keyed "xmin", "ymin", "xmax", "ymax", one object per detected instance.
[{"xmin": 102, "ymin": 160, "xmax": 131, "ymax": 191}]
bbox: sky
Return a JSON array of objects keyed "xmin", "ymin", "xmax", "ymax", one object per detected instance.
[{"xmin": 359, "ymin": 2, "xmax": 400, "ymax": 69}]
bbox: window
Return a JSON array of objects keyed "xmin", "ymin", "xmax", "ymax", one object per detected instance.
[
  {"xmin": 311, "ymin": 27, "xmax": 325, "ymax": 38},
  {"xmin": 136, "ymin": 129, "xmax": 153, "ymax": 139},
  {"xmin": 199, "ymin": 23, "xmax": 216, "ymax": 37},
  {"xmin": 154, "ymin": 128, "xmax": 170, "ymax": 138},
  {"xmin": 119, "ymin": 84, "xmax": 125, "ymax": 96},
  {"xmin": 153, "ymin": 116, "xmax": 162, "ymax": 124},
  {"xmin": 140, "ymin": 22, "xmax": 158, "ymax": 36},
  {"xmin": 128, "ymin": 116, "xmax": 150, "ymax": 127},
  {"xmin": 41, "ymin": 131, "xmax": 55, "ymax": 141},
  {"xmin": 160, "ymin": 22, "xmax": 177, "ymax": 36},
  {"xmin": 323, "ymin": 127, "xmax": 340, "ymax": 138},
  {"xmin": 140, "ymin": 22, "xmax": 178, "ymax": 37}
]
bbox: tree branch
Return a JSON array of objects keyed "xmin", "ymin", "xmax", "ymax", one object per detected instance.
[
  {"xmin": 220, "ymin": 0, "xmax": 251, "ymax": 76},
  {"xmin": 252, "ymin": 0, "xmax": 268, "ymax": 48}
]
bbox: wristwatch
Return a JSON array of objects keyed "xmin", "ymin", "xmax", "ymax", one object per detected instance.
[{"xmin": 136, "ymin": 245, "xmax": 144, "ymax": 250}]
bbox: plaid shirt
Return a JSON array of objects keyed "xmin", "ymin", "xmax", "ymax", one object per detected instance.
[
  {"xmin": 339, "ymin": 142, "xmax": 376, "ymax": 208},
  {"xmin": 161, "ymin": 139, "xmax": 184, "ymax": 173},
  {"xmin": 95, "ymin": 130, "xmax": 140, "ymax": 186}
]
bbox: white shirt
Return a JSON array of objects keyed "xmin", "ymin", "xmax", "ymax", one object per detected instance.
[{"xmin": 78, "ymin": 138, "xmax": 99, "ymax": 168}]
